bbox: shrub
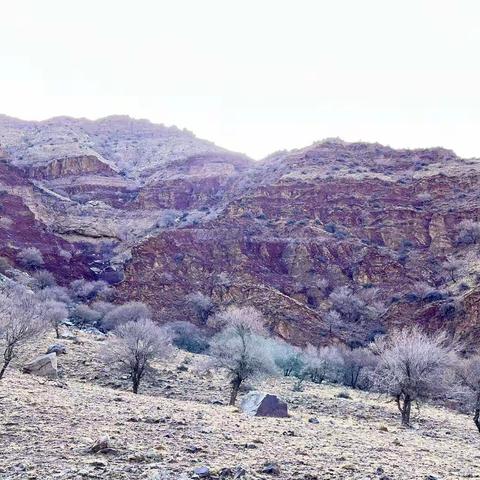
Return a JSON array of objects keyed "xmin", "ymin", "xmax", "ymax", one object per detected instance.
[
  {"xmin": 17, "ymin": 247, "xmax": 44, "ymax": 270},
  {"xmin": 101, "ymin": 301, "xmax": 150, "ymax": 331},
  {"xmin": 456, "ymin": 220, "xmax": 480, "ymax": 246},
  {"xmin": 165, "ymin": 321, "xmax": 209, "ymax": 353},
  {"xmin": 329, "ymin": 286, "xmax": 366, "ymax": 322},
  {"xmin": 71, "ymin": 304, "xmax": 102, "ymax": 326},
  {"xmin": 35, "ymin": 286, "xmax": 72, "ymax": 305},
  {"xmin": 0, "ymin": 256, "xmax": 11, "ymax": 275},
  {"xmin": 70, "ymin": 279, "xmax": 109, "ymax": 301},
  {"xmin": 32, "ymin": 270, "xmax": 57, "ymax": 290},
  {"xmin": 185, "ymin": 292, "xmax": 214, "ymax": 324}
]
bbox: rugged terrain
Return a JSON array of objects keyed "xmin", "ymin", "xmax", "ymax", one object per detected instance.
[
  {"xmin": 1, "ymin": 329, "xmax": 479, "ymax": 480},
  {"xmin": 1, "ymin": 115, "xmax": 480, "ymax": 346}
]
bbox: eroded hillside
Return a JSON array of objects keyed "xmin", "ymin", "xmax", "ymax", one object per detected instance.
[{"xmin": 1, "ymin": 117, "xmax": 480, "ymax": 347}]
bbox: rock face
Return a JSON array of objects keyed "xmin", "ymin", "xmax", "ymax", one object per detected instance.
[
  {"xmin": 1, "ymin": 115, "xmax": 480, "ymax": 347},
  {"xmin": 240, "ymin": 392, "xmax": 288, "ymax": 418},
  {"xmin": 23, "ymin": 353, "xmax": 58, "ymax": 378}
]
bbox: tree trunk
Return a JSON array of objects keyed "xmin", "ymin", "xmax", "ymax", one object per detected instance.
[
  {"xmin": 400, "ymin": 394, "xmax": 412, "ymax": 426},
  {"xmin": 473, "ymin": 408, "xmax": 480, "ymax": 433},
  {"xmin": 132, "ymin": 376, "xmax": 140, "ymax": 394},
  {"xmin": 0, "ymin": 359, "xmax": 11, "ymax": 380},
  {"xmin": 55, "ymin": 325, "xmax": 60, "ymax": 339},
  {"xmin": 229, "ymin": 377, "xmax": 242, "ymax": 405}
]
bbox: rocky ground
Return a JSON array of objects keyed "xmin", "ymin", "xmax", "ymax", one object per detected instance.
[{"xmin": 1, "ymin": 330, "xmax": 479, "ymax": 479}]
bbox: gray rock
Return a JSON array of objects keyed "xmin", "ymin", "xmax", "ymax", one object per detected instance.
[
  {"xmin": 23, "ymin": 353, "xmax": 58, "ymax": 378},
  {"xmin": 262, "ymin": 463, "xmax": 280, "ymax": 475},
  {"xmin": 240, "ymin": 391, "xmax": 288, "ymax": 418},
  {"xmin": 308, "ymin": 417, "xmax": 320, "ymax": 424},
  {"xmin": 194, "ymin": 466, "xmax": 210, "ymax": 478},
  {"xmin": 46, "ymin": 343, "xmax": 67, "ymax": 355}
]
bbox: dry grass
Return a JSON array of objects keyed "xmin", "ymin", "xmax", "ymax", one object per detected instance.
[{"xmin": 1, "ymin": 330, "xmax": 479, "ymax": 479}]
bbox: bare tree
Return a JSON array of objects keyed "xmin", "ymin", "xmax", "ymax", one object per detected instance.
[
  {"xmin": 303, "ymin": 344, "xmax": 344, "ymax": 384},
  {"xmin": 325, "ymin": 310, "xmax": 341, "ymax": 336},
  {"xmin": 271, "ymin": 340, "xmax": 304, "ymax": 377},
  {"xmin": 103, "ymin": 318, "xmax": 171, "ymax": 394},
  {"xmin": 43, "ymin": 300, "xmax": 68, "ymax": 338},
  {"xmin": 17, "ymin": 247, "xmax": 44, "ymax": 270},
  {"xmin": 208, "ymin": 305, "xmax": 276, "ymax": 405},
  {"xmin": 372, "ymin": 327, "xmax": 452, "ymax": 426},
  {"xmin": 0, "ymin": 285, "xmax": 46, "ymax": 379},
  {"xmin": 455, "ymin": 356, "xmax": 480, "ymax": 433},
  {"xmin": 339, "ymin": 346, "xmax": 376, "ymax": 389},
  {"xmin": 442, "ymin": 258, "xmax": 466, "ymax": 282},
  {"xmin": 186, "ymin": 292, "xmax": 214, "ymax": 324}
]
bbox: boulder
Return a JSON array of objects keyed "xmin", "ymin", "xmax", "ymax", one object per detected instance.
[
  {"xmin": 23, "ymin": 353, "xmax": 58, "ymax": 378},
  {"xmin": 240, "ymin": 391, "xmax": 288, "ymax": 418},
  {"xmin": 46, "ymin": 343, "xmax": 67, "ymax": 355}
]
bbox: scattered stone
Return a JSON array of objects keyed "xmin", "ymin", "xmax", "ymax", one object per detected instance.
[
  {"xmin": 46, "ymin": 343, "xmax": 67, "ymax": 355},
  {"xmin": 261, "ymin": 463, "xmax": 280, "ymax": 475},
  {"xmin": 186, "ymin": 445, "xmax": 202, "ymax": 453},
  {"xmin": 193, "ymin": 466, "xmax": 210, "ymax": 478},
  {"xmin": 240, "ymin": 392, "xmax": 288, "ymax": 418},
  {"xmin": 378, "ymin": 426, "xmax": 389, "ymax": 432},
  {"xmin": 336, "ymin": 391, "xmax": 351, "ymax": 399},
  {"xmin": 85, "ymin": 435, "xmax": 116, "ymax": 455},
  {"xmin": 308, "ymin": 417, "xmax": 320, "ymax": 424},
  {"xmin": 23, "ymin": 353, "xmax": 58, "ymax": 378},
  {"xmin": 425, "ymin": 476, "xmax": 438, "ymax": 480}
]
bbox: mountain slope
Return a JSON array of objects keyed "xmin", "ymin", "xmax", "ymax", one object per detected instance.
[{"xmin": 1, "ymin": 116, "xmax": 480, "ymax": 346}]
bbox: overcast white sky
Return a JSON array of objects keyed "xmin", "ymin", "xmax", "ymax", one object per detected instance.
[{"xmin": 1, "ymin": 0, "xmax": 480, "ymax": 159}]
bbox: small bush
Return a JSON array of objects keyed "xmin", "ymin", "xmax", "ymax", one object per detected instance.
[
  {"xmin": 71, "ymin": 304, "xmax": 102, "ymax": 326},
  {"xmin": 17, "ymin": 247, "xmax": 44, "ymax": 270},
  {"xmin": 101, "ymin": 301, "xmax": 150, "ymax": 331},
  {"xmin": 165, "ymin": 321, "xmax": 209, "ymax": 353},
  {"xmin": 32, "ymin": 270, "xmax": 57, "ymax": 290}
]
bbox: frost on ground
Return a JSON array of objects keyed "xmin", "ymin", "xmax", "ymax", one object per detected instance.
[{"xmin": 0, "ymin": 330, "xmax": 479, "ymax": 480}]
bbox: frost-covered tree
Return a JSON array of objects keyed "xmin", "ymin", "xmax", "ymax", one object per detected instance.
[
  {"xmin": 209, "ymin": 306, "xmax": 276, "ymax": 405},
  {"xmin": 103, "ymin": 318, "xmax": 171, "ymax": 394},
  {"xmin": 373, "ymin": 327, "xmax": 452, "ymax": 426},
  {"xmin": 0, "ymin": 285, "xmax": 46, "ymax": 379},
  {"xmin": 44, "ymin": 300, "xmax": 68, "ymax": 338}
]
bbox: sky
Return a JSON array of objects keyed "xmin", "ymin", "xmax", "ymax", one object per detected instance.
[{"xmin": 1, "ymin": 0, "xmax": 480, "ymax": 159}]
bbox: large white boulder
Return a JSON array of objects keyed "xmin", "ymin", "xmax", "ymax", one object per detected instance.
[
  {"xmin": 23, "ymin": 353, "xmax": 58, "ymax": 378},
  {"xmin": 240, "ymin": 391, "xmax": 288, "ymax": 418}
]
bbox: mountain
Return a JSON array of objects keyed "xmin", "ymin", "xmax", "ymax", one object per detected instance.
[{"xmin": 1, "ymin": 116, "xmax": 479, "ymax": 348}]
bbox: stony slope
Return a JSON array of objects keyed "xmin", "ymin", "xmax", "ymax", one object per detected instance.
[
  {"xmin": 0, "ymin": 329, "xmax": 478, "ymax": 480},
  {"xmin": 1, "ymin": 117, "xmax": 480, "ymax": 346}
]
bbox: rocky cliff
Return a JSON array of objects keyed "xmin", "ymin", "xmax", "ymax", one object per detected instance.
[{"xmin": 1, "ymin": 116, "xmax": 479, "ymax": 347}]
